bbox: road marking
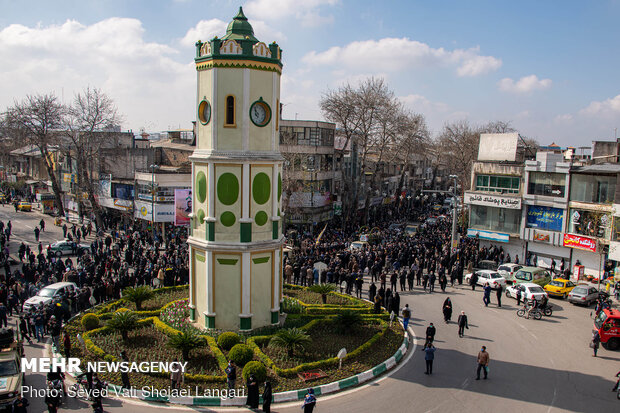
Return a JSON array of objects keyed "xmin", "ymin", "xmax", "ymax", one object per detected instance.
[{"xmin": 516, "ymin": 321, "xmax": 538, "ymax": 340}]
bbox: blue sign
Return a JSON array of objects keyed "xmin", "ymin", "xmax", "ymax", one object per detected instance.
[{"xmin": 526, "ymin": 206, "xmax": 563, "ymax": 232}]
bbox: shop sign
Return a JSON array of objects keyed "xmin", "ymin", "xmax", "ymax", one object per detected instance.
[
  {"xmin": 464, "ymin": 192, "xmax": 521, "ymax": 209},
  {"xmin": 527, "ymin": 205, "xmax": 564, "ymax": 232},
  {"xmin": 533, "ymin": 231, "xmax": 550, "ymax": 242},
  {"xmin": 467, "ymin": 228, "xmax": 509, "ymax": 243},
  {"xmin": 609, "ymin": 241, "xmax": 620, "ymax": 262},
  {"xmin": 563, "ymin": 233, "xmax": 597, "ymax": 252},
  {"xmin": 571, "ymin": 210, "xmax": 580, "ymax": 223}
]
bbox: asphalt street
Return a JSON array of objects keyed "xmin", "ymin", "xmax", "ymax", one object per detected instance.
[{"xmin": 3, "ymin": 206, "xmax": 619, "ymax": 412}]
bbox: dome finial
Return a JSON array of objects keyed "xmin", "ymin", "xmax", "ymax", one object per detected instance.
[
  {"xmin": 235, "ymin": 6, "xmax": 248, "ymax": 21},
  {"xmin": 222, "ymin": 6, "xmax": 257, "ymax": 41}
]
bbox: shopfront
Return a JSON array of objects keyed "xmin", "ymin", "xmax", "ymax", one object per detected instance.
[{"xmin": 563, "ymin": 233, "xmax": 604, "ymax": 278}]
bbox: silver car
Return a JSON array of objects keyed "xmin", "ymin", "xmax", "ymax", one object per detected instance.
[{"xmin": 567, "ymin": 285, "xmax": 600, "ymax": 306}]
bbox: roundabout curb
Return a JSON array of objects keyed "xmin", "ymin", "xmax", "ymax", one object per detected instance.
[{"xmin": 51, "ymin": 322, "xmax": 412, "ymax": 407}]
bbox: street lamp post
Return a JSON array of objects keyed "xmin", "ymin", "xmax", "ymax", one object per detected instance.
[
  {"xmin": 449, "ymin": 174, "xmax": 458, "ymax": 256},
  {"xmin": 150, "ymin": 164, "xmax": 159, "ymax": 240}
]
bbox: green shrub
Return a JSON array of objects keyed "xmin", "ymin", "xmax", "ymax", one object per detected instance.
[
  {"xmin": 333, "ymin": 310, "xmax": 364, "ymax": 334},
  {"xmin": 81, "ymin": 313, "xmax": 100, "ymax": 331},
  {"xmin": 228, "ymin": 344, "xmax": 253, "ymax": 367},
  {"xmin": 217, "ymin": 332, "xmax": 241, "ymax": 351},
  {"xmin": 242, "ymin": 360, "xmax": 267, "ymax": 383},
  {"xmin": 107, "ymin": 310, "xmax": 138, "ymax": 340},
  {"xmin": 167, "ymin": 331, "xmax": 205, "ymax": 361},
  {"xmin": 122, "ymin": 286, "xmax": 154, "ymax": 311},
  {"xmin": 269, "ymin": 327, "xmax": 311, "ymax": 357}
]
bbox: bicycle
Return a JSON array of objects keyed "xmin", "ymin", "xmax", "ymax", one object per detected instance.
[{"xmin": 517, "ymin": 303, "xmax": 542, "ymax": 320}]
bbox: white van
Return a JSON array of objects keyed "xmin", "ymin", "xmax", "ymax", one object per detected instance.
[{"xmin": 23, "ymin": 282, "xmax": 78, "ymax": 311}]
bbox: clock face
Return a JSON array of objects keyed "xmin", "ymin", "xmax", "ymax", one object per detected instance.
[
  {"xmin": 198, "ymin": 99, "xmax": 211, "ymax": 125},
  {"xmin": 250, "ymin": 100, "xmax": 271, "ymax": 127}
]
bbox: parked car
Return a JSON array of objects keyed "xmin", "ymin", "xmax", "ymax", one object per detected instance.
[
  {"xmin": 16, "ymin": 202, "xmax": 31, "ymax": 212},
  {"xmin": 475, "ymin": 260, "xmax": 498, "ymax": 271},
  {"xmin": 512, "ymin": 266, "xmax": 551, "ymax": 286},
  {"xmin": 464, "ymin": 270, "xmax": 507, "ymax": 288},
  {"xmin": 23, "ymin": 282, "xmax": 78, "ymax": 312},
  {"xmin": 506, "ymin": 282, "xmax": 548, "ymax": 301},
  {"xmin": 497, "ymin": 263, "xmax": 523, "ymax": 283},
  {"xmin": 543, "ymin": 278, "xmax": 577, "ymax": 299},
  {"xmin": 568, "ymin": 284, "xmax": 603, "ymax": 306},
  {"xmin": 48, "ymin": 240, "xmax": 90, "ymax": 257},
  {"xmin": 349, "ymin": 241, "xmax": 369, "ymax": 251}
]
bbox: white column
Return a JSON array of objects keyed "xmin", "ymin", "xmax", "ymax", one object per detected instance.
[
  {"xmin": 271, "ymin": 164, "xmax": 280, "ymax": 226},
  {"xmin": 272, "ymin": 250, "xmax": 280, "ymax": 311},
  {"xmin": 243, "ymin": 68, "xmax": 250, "ymax": 152},
  {"xmin": 212, "ymin": 68, "xmax": 218, "ymax": 149},
  {"xmin": 272, "ymin": 72, "xmax": 277, "ymax": 151},
  {"xmin": 206, "ymin": 250, "xmax": 215, "ymax": 315},
  {"xmin": 241, "ymin": 252, "xmax": 252, "ymax": 315},
  {"xmin": 188, "ymin": 246, "xmax": 195, "ymax": 312},
  {"xmin": 241, "ymin": 163, "xmax": 250, "ymax": 220}
]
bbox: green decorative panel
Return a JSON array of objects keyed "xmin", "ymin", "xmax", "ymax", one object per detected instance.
[
  {"xmin": 240, "ymin": 222, "xmax": 252, "ymax": 242},
  {"xmin": 206, "ymin": 315, "xmax": 215, "ymax": 329},
  {"xmin": 240, "ymin": 316, "xmax": 252, "ymax": 331},
  {"xmin": 220, "ymin": 211, "xmax": 236, "ymax": 227},
  {"xmin": 196, "ymin": 253, "xmax": 205, "ymax": 262},
  {"xmin": 217, "ymin": 258, "xmax": 239, "ymax": 265},
  {"xmin": 272, "ymin": 221, "xmax": 278, "ymax": 239},
  {"xmin": 196, "ymin": 171, "xmax": 207, "ymax": 203},
  {"xmin": 271, "ymin": 311, "xmax": 279, "ymax": 324},
  {"xmin": 207, "ymin": 221, "xmax": 215, "ymax": 241},
  {"xmin": 189, "ymin": 307, "xmax": 196, "ymax": 321},
  {"xmin": 252, "ymin": 256, "xmax": 270, "ymax": 265},
  {"xmin": 196, "ymin": 209, "xmax": 205, "ymax": 225},
  {"xmin": 217, "ymin": 173, "xmax": 239, "ymax": 205},
  {"xmin": 255, "ymin": 210, "xmax": 268, "ymax": 226},
  {"xmin": 277, "ymin": 172, "xmax": 282, "ymax": 201},
  {"xmin": 252, "ymin": 172, "xmax": 271, "ymax": 205}
]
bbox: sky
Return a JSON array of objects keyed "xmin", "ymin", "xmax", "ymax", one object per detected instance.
[{"xmin": 1, "ymin": 0, "xmax": 619, "ymax": 147}]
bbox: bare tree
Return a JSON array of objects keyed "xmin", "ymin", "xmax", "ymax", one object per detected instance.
[
  {"xmin": 436, "ymin": 120, "xmax": 482, "ymax": 191},
  {"xmin": 392, "ymin": 112, "xmax": 430, "ymax": 202},
  {"xmin": 3, "ymin": 94, "xmax": 66, "ymax": 215},
  {"xmin": 65, "ymin": 87, "xmax": 121, "ymax": 229}
]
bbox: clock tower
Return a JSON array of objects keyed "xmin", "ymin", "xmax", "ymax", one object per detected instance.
[{"xmin": 188, "ymin": 7, "xmax": 284, "ymax": 331}]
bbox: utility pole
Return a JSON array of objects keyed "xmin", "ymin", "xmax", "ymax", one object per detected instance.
[
  {"xmin": 449, "ymin": 174, "xmax": 458, "ymax": 257},
  {"xmin": 150, "ymin": 164, "xmax": 159, "ymax": 240}
]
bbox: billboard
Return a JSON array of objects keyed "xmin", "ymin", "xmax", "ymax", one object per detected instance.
[
  {"xmin": 526, "ymin": 205, "xmax": 564, "ymax": 232},
  {"xmin": 563, "ymin": 233, "xmax": 597, "ymax": 252},
  {"xmin": 477, "ymin": 133, "xmax": 519, "ymax": 162},
  {"xmin": 174, "ymin": 189, "xmax": 192, "ymax": 226}
]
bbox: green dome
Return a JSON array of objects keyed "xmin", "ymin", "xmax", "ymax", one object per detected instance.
[{"xmin": 222, "ymin": 7, "xmax": 258, "ymax": 42}]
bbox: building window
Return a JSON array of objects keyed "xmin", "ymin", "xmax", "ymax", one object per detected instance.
[
  {"xmin": 475, "ymin": 175, "xmax": 520, "ymax": 194},
  {"xmin": 527, "ymin": 172, "xmax": 565, "ymax": 197},
  {"xmin": 225, "ymin": 95, "xmax": 236, "ymax": 127},
  {"xmin": 470, "ymin": 204, "xmax": 521, "ymax": 234},
  {"xmin": 568, "ymin": 208, "xmax": 610, "ymax": 239},
  {"xmin": 570, "ymin": 174, "xmax": 616, "ymax": 204}
]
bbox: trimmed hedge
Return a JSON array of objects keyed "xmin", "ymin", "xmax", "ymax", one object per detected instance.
[
  {"xmin": 217, "ymin": 332, "xmax": 241, "ymax": 351},
  {"xmin": 81, "ymin": 313, "xmax": 100, "ymax": 331},
  {"xmin": 228, "ymin": 344, "xmax": 253, "ymax": 367},
  {"xmin": 242, "ymin": 361, "xmax": 267, "ymax": 383}
]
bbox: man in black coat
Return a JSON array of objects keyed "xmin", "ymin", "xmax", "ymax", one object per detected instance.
[{"xmin": 457, "ymin": 311, "xmax": 469, "ymax": 337}]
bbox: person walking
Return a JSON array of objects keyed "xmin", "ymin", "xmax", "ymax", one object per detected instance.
[
  {"xmin": 470, "ymin": 272, "xmax": 478, "ymax": 291},
  {"xmin": 591, "ymin": 331, "xmax": 600, "ymax": 357},
  {"xmin": 516, "ymin": 288, "xmax": 522, "ymax": 306},
  {"xmin": 225, "ymin": 360, "xmax": 236, "ymax": 394},
  {"xmin": 496, "ymin": 284, "xmax": 503, "ymax": 307},
  {"xmin": 442, "ymin": 297, "xmax": 453, "ymax": 323},
  {"xmin": 40, "ymin": 218, "xmax": 45, "ymax": 232},
  {"xmin": 302, "ymin": 388, "xmax": 317, "ymax": 412},
  {"xmin": 425, "ymin": 323, "xmax": 436, "ymax": 347},
  {"xmin": 63, "ymin": 331, "xmax": 71, "ymax": 359},
  {"xmin": 457, "ymin": 311, "xmax": 468, "ymax": 337},
  {"xmin": 245, "ymin": 373, "xmax": 259, "ymax": 409},
  {"xmin": 120, "ymin": 351, "xmax": 131, "ymax": 389},
  {"xmin": 262, "ymin": 381, "xmax": 273, "ymax": 413},
  {"xmin": 34, "ymin": 226, "xmax": 40, "ymax": 242},
  {"xmin": 476, "ymin": 346, "xmax": 490, "ymax": 380},
  {"xmin": 401, "ymin": 304, "xmax": 411, "ymax": 331},
  {"xmin": 483, "ymin": 283, "xmax": 492, "ymax": 307},
  {"xmin": 424, "ymin": 343, "xmax": 436, "ymax": 375}
]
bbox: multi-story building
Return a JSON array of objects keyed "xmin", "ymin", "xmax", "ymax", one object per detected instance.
[
  {"xmin": 279, "ymin": 119, "xmax": 335, "ymax": 227},
  {"xmin": 464, "ymin": 133, "xmax": 529, "ymax": 261},
  {"xmin": 521, "ymin": 151, "xmax": 571, "ymax": 269}
]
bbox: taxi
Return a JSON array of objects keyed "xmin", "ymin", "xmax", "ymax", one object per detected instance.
[
  {"xmin": 543, "ymin": 278, "xmax": 576, "ymax": 299},
  {"xmin": 16, "ymin": 201, "xmax": 32, "ymax": 212}
]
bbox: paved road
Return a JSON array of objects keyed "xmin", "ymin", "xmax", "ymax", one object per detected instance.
[{"xmin": 4, "ymin": 206, "xmax": 619, "ymax": 412}]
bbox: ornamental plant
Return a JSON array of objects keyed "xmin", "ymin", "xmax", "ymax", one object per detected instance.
[
  {"xmin": 122, "ymin": 286, "xmax": 154, "ymax": 311},
  {"xmin": 268, "ymin": 327, "xmax": 311, "ymax": 357},
  {"xmin": 167, "ymin": 331, "xmax": 205, "ymax": 361},
  {"xmin": 228, "ymin": 344, "xmax": 253, "ymax": 367},
  {"xmin": 217, "ymin": 332, "xmax": 241, "ymax": 351},
  {"xmin": 107, "ymin": 310, "xmax": 138, "ymax": 341},
  {"xmin": 242, "ymin": 360, "xmax": 267, "ymax": 383},
  {"xmin": 309, "ymin": 283, "xmax": 337, "ymax": 304}
]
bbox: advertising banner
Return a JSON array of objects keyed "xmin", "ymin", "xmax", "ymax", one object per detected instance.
[
  {"xmin": 563, "ymin": 233, "xmax": 597, "ymax": 252},
  {"xmin": 467, "ymin": 228, "xmax": 509, "ymax": 243},
  {"xmin": 526, "ymin": 205, "xmax": 564, "ymax": 232},
  {"xmin": 174, "ymin": 189, "xmax": 192, "ymax": 226},
  {"xmin": 464, "ymin": 192, "xmax": 521, "ymax": 209}
]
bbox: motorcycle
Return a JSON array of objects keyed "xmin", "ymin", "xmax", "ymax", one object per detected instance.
[{"xmin": 517, "ymin": 303, "xmax": 542, "ymax": 320}]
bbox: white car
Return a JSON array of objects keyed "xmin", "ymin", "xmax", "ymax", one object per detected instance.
[
  {"xmin": 23, "ymin": 282, "xmax": 78, "ymax": 312},
  {"xmin": 505, "ymin": 282, "xmax": 548, "ymax": 301},
  {"xmin": 497, "ymin": 264, "xmax": 523, "ymax": 284},
  {"xmin": 464, "ymin": 270, "xmax": 507, "ymax": 288}
]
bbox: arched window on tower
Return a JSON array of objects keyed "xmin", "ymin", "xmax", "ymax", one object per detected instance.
[{"xmin": 225, "ymin": 95, "xmax": 236, "ymax": 127}]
